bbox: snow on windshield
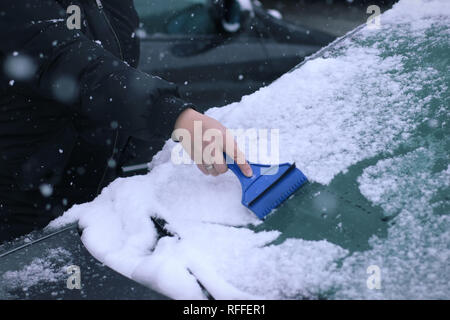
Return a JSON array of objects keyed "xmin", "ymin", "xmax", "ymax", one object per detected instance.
[
  {"xmin": 49, "ymin": 0, "xmax": 450, "ymax": 299},
  {"xmin": 1, "ymin": 248, "xmax": 73, "ymax": 292}
]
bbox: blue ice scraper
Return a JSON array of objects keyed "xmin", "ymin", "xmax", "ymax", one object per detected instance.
[{"xmin": 226, "ymin": 154, "xmax": 308, "ymax": 219}]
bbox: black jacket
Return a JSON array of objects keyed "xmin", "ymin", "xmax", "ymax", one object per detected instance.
[{"xmin": 0, "ymin": 0, "xmax": 192, "ymax": 194}]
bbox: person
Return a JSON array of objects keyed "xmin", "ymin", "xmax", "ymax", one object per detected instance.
[{"xmin": 0, "ymin": 0, "xmax": 252, "ymax": 243}]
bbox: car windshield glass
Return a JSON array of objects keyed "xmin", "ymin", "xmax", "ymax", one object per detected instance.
[
  {"xmin": 134, "ymin": 0, "xmax": 217, "ymax": 35},
  {"xmin": 30, "ymin": 0, "xmax": 450, "ymax": 299}
]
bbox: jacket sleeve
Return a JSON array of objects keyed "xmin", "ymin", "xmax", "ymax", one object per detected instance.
[{"xmin": 0, "ymin": 0, "xmax": 193, "ymax": 141}]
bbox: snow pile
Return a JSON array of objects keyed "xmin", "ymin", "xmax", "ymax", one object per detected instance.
[
  {"xmin": 49, "ymin": 0, "xmax": 450, "ymax": 299},
  {"xmin": 236, "ymin": 0, "xmax": 253, "ymax": 12}
]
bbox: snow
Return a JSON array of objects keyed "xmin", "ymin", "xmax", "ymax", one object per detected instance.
[
  {"xmin": 267, "ymin": 9, "xmax": 282, "ymax": 20},
  {"xmin": 39, "ymin": 184, "xmax": 54, "ymax": 198},
  {"xmin": 3, "ymin": 54, "xmax": 37, "ymax": 81},
  {"xmin": 222, "ymin": 20, "xmax": 241, "ymax": 33},
  {"xmin": 1, "ymin": 248, "xmax": 73, "ymax": 291},
  {"xmin": 236, "ymin": 0, "xmax": 253, "ymax": 12},
  {"xmin": 51, "ymin": 75, "xmax": 78, "ymax": 103},
  {"xmin": 49, "ymin": 0, "xmax": 450, "ymax": 299},
  {"xmin": 335, "ymin": 148, "xmax": 450, "ymax": 299}
]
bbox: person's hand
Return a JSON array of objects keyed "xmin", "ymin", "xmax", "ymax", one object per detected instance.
[{"xmin": 173, "ymin": 108, "xmax": 253, "ymax": 177}]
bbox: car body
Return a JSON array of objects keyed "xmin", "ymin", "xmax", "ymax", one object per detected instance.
[
  {"xmin": 2, "ymin": 0, "xmax": 446, "ymax": 301},
  {"xmin": 134, "ymin": 0, "xmax": 335, "ymax": 110},
  {"xmin": 0, "ymin": 0, "xmax": 334, "ymax": 299}
]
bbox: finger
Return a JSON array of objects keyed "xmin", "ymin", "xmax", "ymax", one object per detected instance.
[
  {"xmin": 197, "ymin": 164, "xmax": 210, "ymax": 176},
  {"xmin": 224, "ymin": 138, "xmax": 253, "ymax": 177},
  {"xmin": 207, "ymin": 141, "xmax": 227, "ymax": 175},
  {"xmin": 237, "ymin": 157, "xmax": 253, "ymax": 177},
  {"xmin": 213, "ymin": 161, "xmax": 228, "ymax": 175},
  {"xmin": 204, "ymin": 163, "xmax": 219, "ymax": 176},
  {"xmin": 202, "ymin": 158, "xmax": 222, "ymax": 176},
  {"xmin": 209, "ymin": 167, "xmax": 220, "ymax": 177}
]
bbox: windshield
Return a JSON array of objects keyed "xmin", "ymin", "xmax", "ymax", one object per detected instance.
[{"xmin": 45, "ymin": 0, "xmax": 449, "ymax": 299}]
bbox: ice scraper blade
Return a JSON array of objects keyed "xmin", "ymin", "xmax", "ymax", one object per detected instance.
[{"xmin": 226, "ymin": 154, "xmax": 308, "ymax": 219}]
